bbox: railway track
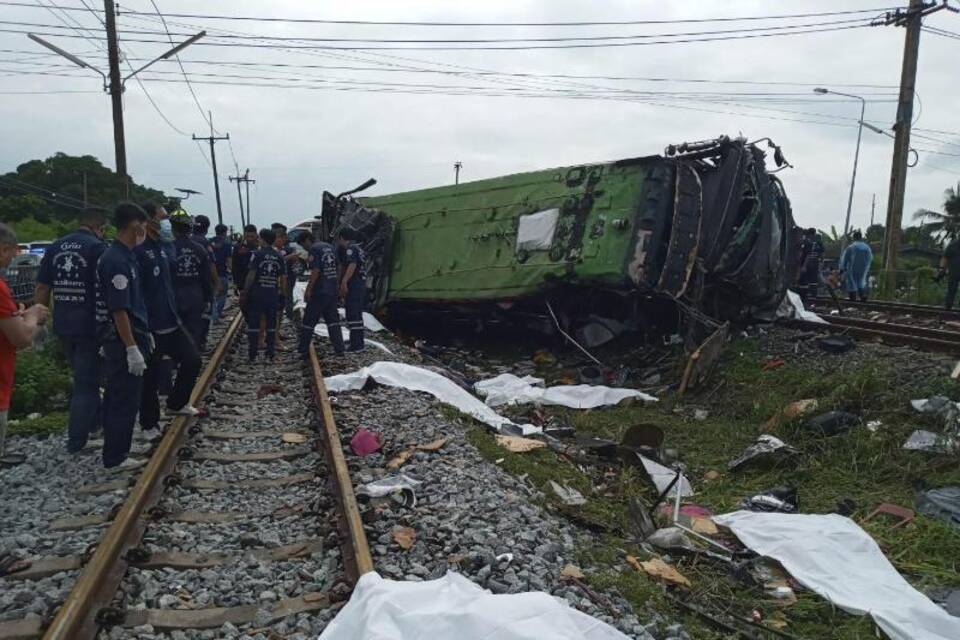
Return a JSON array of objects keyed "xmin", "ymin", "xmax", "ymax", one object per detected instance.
[
  {"xmin": 785, "ymin": 314, "xmax": 960, "ymax": 355},
  {"xmin": 810, "ymin": 296, "xmax": 960, "ymax": 322},
  {"xmin": 0, "ymin": 316, "xmax": 371, "ymax": 640}
]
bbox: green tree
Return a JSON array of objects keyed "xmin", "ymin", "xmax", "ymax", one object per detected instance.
[
  {"xmin": 912, "ymin": 184, "xmax": 960, "ymax": 241},
  {"xmin": 865, "ymin": 223, "xmax": 885, "ymax": 243}
]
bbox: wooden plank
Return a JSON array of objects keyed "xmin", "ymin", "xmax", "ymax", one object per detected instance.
[
  {"xmin": 202, "ymin": 429, "xmax": 310, "ymax": 440},
  {"xmin": 0, "ymin": 618, "xmax": 42, "ymax": 640},
  {"xmin": 190, "ymin": 449, "xmax": 311, "ymax": 463},
  {"xmin": 48, "ymin": 514, "xmax": 108, "ymax": 531},
  {"xmin": 181, "ymin": 472, "xmax": 314, "ymax": 490},
  {"xmin": 75, "ymin": 478, "xmax": 132, "ymax": 495},
  {"xmin": 121, "ymin": 592, "xmax": 330, "ymax": 630},
  {"xmin": 165, "ymin": 511, "xmax": 247, "ymax": 524},
  {"xmin": 131, "ymin": 540, "xmax": 323, "ymax": 569},
  {"xmin": 2, "ymin": 555, "xmax": 81, "ymax": 581}
]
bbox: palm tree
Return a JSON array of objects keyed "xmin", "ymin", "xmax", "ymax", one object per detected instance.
[{"xmin": 913, "ymin": 184, "xmax": 960, "ymax": 241}]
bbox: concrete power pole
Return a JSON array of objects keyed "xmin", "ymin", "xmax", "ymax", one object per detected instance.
[
  {"xmin": 103, "ymin": 0, "xmax": 127, "ymax": 195},
  {"xmin": 229, "ymin": 172, "xmax": 246, "ymax": 227},
  {"xmin": 879, "ymin": 0, "xmax": 955, "ymax": 290},
  {"xmin": 193, "ymin": 112, "xmax": 229, "ymax": 225},
  {"xmin": 870, "ymin": 193, "xmax": 876, "ymax": 228},
  {"xmin": 229, "ymin": 169, "xmax": 255, "ymax": 227},
  {"xmin": 454, "ymin": 161, "xmax": 462, "ymax": 185}
]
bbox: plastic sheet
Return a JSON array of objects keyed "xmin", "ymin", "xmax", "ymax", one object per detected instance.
[
  {"xmin": 325, "ymin": 361, "xmax": 539, "ymax": 435},
  {"xmin": 638, "ymin": 454, "xmax": 693, "ymax": 499},
  {"xmin": 292, "ymin": 282, "xmax": 387, "ymax": 331},
  {"xmin": 777, "ymin": 289, "xmax": 827, "ymax": 324},
  {"xmin": 714, "ymin": 511, "xmax": 960, "ymax": 640},
  {"xmin": 515, "ymin": 208, "xmax": 560, "ymax": 252},
  {"xmin": 475, "ymin": 373, "xmax": 656, "ymax": 409},
  {"xmin": 318, "ymin": 571, "xmax": 631, "ymax": 640}
]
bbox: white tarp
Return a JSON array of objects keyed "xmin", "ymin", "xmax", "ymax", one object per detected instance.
[
  {"xmin": 638, "ymin": 454, "xmax": 693, "ymax": 499},
  {"xmin": 318, "ymin": 571, "xmax": 630, "ymax": 640},
  {"xmin": 292, "ymin": 281, "xmax": 387, "ymax": 332},
  {"xmin": 777, "ymin": 289, "xmax": 827, "ymax": 324},
  {"xmin": 714, "ymin": 511, "xmax": 960, "ymax": 640},
  {"xmin": 516, "ymin": 208, "xmax": 560, "ymax": 252},
  {"xmin": 474, "ymin": 373, "xmax": 657, "ymax": 409},
  {"xmin": 324, "ymin": 361, "xmax": 539, "ymax": 435}
]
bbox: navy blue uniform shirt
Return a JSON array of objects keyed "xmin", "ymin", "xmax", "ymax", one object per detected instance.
[
  {"xmin": 338, "ymin": 242, "xmax": 367, "ymax": 291},
  {"xmin": 248, "ymin": 246, "xmax": 283, "ymax": 296},
  {"xmin": 173, "ymin": 237, "xmax": 213, "ymax": 313},
  {"xmin": 135, "ymin": 236, "xmax": 180, "ymax": 333},
  {"xmin": 37, "ymin": 228, "xmax": 105, "ymax": 338},
  {"xmin": 307, "ymin": 242, "xmax": 338, "ymax": 296},
  {"xmin": 95, "ymin": 240, "xmax": 149, "ymax": 341},
  {"xmin": 232, "ymin": 243, "xmax": 256, "ymax": 290},
  {"xmin": 211, "ymin": 235, "xmax": 233, "ymax": 278}
]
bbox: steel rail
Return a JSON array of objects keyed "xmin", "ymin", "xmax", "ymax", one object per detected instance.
[
  {"xmin": 307, "ymin": 343, "xmax": 374, "ymax": 584},
  {"xmin": 810, "ymin": 296, "xmax": 960, "ymax": 321},
  {"xmin": 42, "ymin": 314, "xmax": 243, "ymax": 640},
  {"xmin": 824, "ymin": 315, "xmax": 960, "ymax": 343},
  {"xmin": 785, "ymin": 317, "xmax": 960, "ymax": 354}
]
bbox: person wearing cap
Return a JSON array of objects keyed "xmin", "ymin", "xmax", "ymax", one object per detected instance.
[
  {"xmin": 190, "ymin": 214, "xmax": 220, "ymax": 346},
  {"xmin": 34, "ymin": 207, "xmax": 107, "ymax": 453},
  {"xmin": 336, "ymin": 228, "xmax": 367, "ymax": 352},
  {"xmin": 298, "ymin": 231, "xmax": 345, "ymax": 357},
  {"xmin": 136, "ymin": 202, "xmax": 202, "ymax": 431},
  {"xmin": 169, "ymin": 210, "xmax": 215, "ymax": 351},
  {"xmin": 242, "ymin": 228, "xmax": 285, "ymax": 361},
  {"xmin": 96, "ymin": 202, "xmax": 151, "ymax": 471}
]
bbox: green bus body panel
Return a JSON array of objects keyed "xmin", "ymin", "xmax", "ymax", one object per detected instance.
[{"xmin": 359, "ymin": 160, "xmax": 651, "ymax": 302}]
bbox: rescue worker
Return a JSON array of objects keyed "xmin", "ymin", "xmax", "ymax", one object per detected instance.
[
  {"xmin": 136, "ymin": 202, "xmax": 202, "ymax": 431},
  {"xmin": 210, "ymin": 223, "xmax": 233, "ymax": 324},
  {"xmin": 34, "ymin": 207, "xmax": 107, "ymax": 453},
  {"xmin": 242, "ymin": 228, "xmax": 285, "ymax": 362},
  {"xmin": 232, "ymin": 224, "xmax": 259, "ymax": 294},
  {"xmin": 1, "ymin": 223, "xmax": 49, "ymax": 467},
  {"xmin": 271, "ymin": 223, "xmax": 294, "ymax": 332},
  {"xmin": 937, "ymin": 237, "xmax": 960, "ymax": 309},
  {"xmin": 298, "ymin": 231, "xmax": 345, "ymax": 357},
  {"xmin": 170, "ymin": 210, "xmax": 215, "ymax": 351},
  {"xmin": 189, "ymin": 214, "xmax": 220, "ymax": 348},
  {"xmin": 96, "ymin": 202, "xmax": 151, "ymax": 470},
  {"xmin": 839, "ymin": 230, "xmax": 873, "ymax": 302},
  {"xmin": 798, "ymin": 228, "xmax": 824, "ymax": 303},
  {"xmin": 337, "ymin": 228, "xmax": 367, "ymax": 352}
]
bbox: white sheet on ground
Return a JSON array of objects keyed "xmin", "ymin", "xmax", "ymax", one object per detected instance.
[
  {"xmin": 311, "ymin": 321, "xmax": 393, "ymax": 355},
  {"xmin": 474, "ymin": 373, "xmax": 657, "ymax": 408},
  {"xmin": 324, "ymin": 361, "xmax": 539, "ymax": 435},
  {"xmin": 318, "ymin": 571, "xmax": 630, "ymax": 640},
  {"xmin": 713, "ymin": 511, "xmax": 960, "ymax": 640},
  {"xmin": 778, "ymin": 289, "xmax": 827, "ymax": 324},
  {"xmin": 292, "ymin": 282, "xmax": 386, "ymax": 332},
  {"xmin": 638, "ymin": 454, "xmax": 693, "ymax": 499}
]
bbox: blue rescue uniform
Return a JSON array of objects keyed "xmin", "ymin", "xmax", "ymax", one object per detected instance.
[
  {"xmin": 190, "ymin": 232, "xmax": 217, "ymax": 346},
  {"xmin": 37, "ymin": 228, "xmax": 105, "ymax": 451},
  {"xmin": 96, "ymin": 240, "xmax": 151, "ymax": 468},
  {"xmin": 339, "ymin": 242, "xmax": 367, "ymax": 351},
  {"xmin": 136, "ymin": 237, "xmax": 202, "ymax": 428},
  {"xmin": 210, "ymin": 235, "xmax": 233, "ymax": 324},
  {"xmin": 298, "ymin": 242, "xmax": 344, "ymax": 355},
  {"xmin": 245, "ymin": 246, "xmax": 284, "ymax": 360},
  {"xmin": 172, "ymin": 237, "xmax": 214, "ymax": 350}
]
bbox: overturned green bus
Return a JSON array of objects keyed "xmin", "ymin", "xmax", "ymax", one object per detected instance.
[{"xmin": 319, "ymin": 135, "xmax": 799, "ymax": 338}]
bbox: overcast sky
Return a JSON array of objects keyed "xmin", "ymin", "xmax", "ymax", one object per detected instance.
[{"xmin": 1, "ymin": 0, "xmax": 959, "ymax": 234}]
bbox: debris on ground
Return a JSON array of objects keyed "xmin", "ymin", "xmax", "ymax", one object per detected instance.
[
  {"xmin": 319, "ymin": 571, "xmax": 633, "ymax": 640},
  {"xmin": 281, "ymin": 432, "xmax": 308, "ymax": 444},
  {"xmin": 903, "ymin": 430, "xmax": 958, "ymax": 453},
  {"xmin": 548, "ymin": 480, "xmax": 587, "ymax": 506},
  {"xmin": 474, "ymin": 372, "xmax": 656, "ymax": 409},
  {"xmin": 560, "ymin": 563, "xmax": 585, "ymax": 580},
  {"xmin": 763, "ymin": 398, "xmax": 819, "ymax": 430},
  {"xmin": 386, "ymin": 437, "xmax": 451, "ymax": 470},
  {"xmin": 864, "ymin": 502, "xmax": 915, "ymax": 530},
  {"xmin": 637, "ymin": 455, "xmax": 694, "ymax": 499},
  {"xmin": 802, "ymin": 411, "xmax": 860, "ymax": 437},
  {"xmin": 926, "ymin": 587, "xmax": 960, "ymax": 617},
  {"xmin": 391, "ymin": 526, "xmax": 416, "ymax": 550},
  {"xmin": 256, "ymin": 383, "xmax": 285, "ymax": 399},
  {"xmin": 495, "ymin": 435, "xmax": 547, "ymax": 453},
  {"xmin": 916, "ymin": 486, "xmax": 960, "ymax": 530},
  {"xmin": 818, "ymin": 334, "xmax": 856, "ymax": 354},
  {"xmin": 356, "ymin": 474, "xmax": 422, "ymax": 508},
  {"xmin": 728, "ymin": 435, "xmax": 799, "ymax": 471},
  {"xmin": 627, "ymin": 555, "xmax": 692, "ymax": 588},
  {"xmin": 350, "ymin": 428, "xmax": 383, "ymax": 456},
  {"xmin": 714, "ymin": 511, "xmax": 960, "ymax": 640},
  {"xmin": 737, "ymin": 486, "xmax": 798, "ymax": 513}
]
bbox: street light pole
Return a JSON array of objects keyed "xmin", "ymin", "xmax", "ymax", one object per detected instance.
[{"xmin": 815, "ymin": 87, "xmax": 865, "ymax": 254}]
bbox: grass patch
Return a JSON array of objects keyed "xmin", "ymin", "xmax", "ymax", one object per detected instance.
[
  {"xmin": 9, "ymin": 411, "xmax": 68, "ymax": 437},
  {"xmin": 464, "ymin": 337, "xmax": 960, "ymax": 639}
]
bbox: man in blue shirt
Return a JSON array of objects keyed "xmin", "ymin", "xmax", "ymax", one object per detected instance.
[
  {"xmin": 170, "ymin": 210, "xmax": 215, "ymax": 351},
  {"xmin": 136, "ymin": 202, "xmax": 202, "ymax": 432},
  {"xmin": 242, "ymin": 228, "xmax": 285, "ymax": 362},
  {"xmin": 210, "ymin": 223, "xmax": 233, "ymax": 325},
  {"xmin": 297, "ymin": 231, "xmax": 345, "ymax": 356},
  {"xmin": 34, "ymin": 207, "xmax": 107, "ymax": 453},
  {"xmin": 839, "ymin": 231, "xmax": 873, "ymax": 302},
  {"xmin": 96, "ymin": 202, "xmax": 151, "ymax": 470},
  {"xmin": 190, "ymin": 214, "xmax": 220, "ymax": 346},
  {"xmin": 337, "ymin": 228, "xmax": 367, "ymax": 352}
]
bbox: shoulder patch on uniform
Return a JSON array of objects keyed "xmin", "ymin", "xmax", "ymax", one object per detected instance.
[
  {"xmin": 346, "ymin": 248, "xmax": 354, "ymax": 256},
  {"xmin": 112, "ymin": 273, "xmax": 129, "ymax": 290},
  {"xmin": 153, "ymin": 265, "xmax": 160, "ymax": 276}
]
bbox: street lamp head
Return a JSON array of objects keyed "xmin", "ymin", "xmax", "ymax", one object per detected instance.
[{"xmin": 813, "ymin": 87, "xmax": 829, "ymax": 95}]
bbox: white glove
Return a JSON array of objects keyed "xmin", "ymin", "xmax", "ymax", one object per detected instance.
[
  {"xmin": 126, "ymin": 345, "xmax": 147, "ymax": 376},
  {"xmin": 147, "ymin": 334, "xmax": 155, "ymax": 352}
]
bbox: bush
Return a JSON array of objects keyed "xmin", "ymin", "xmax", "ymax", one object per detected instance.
[
  {"xmin": 9, "ymin": 411, "xmax": 68, "ymax": 437},
  {"xmin": 10, "ymin": 346, "xmax": 72, "ymax": 418}
]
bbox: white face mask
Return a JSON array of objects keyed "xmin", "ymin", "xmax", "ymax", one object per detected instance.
[
  {"xmin": 159, "ymin": 218, "xmax": 174, "ymax": 242},
  {"xmin": 135, "ymin": 228, "xmax": 147, "ymax": 246}
]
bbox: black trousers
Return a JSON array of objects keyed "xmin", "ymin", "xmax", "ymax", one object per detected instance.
[
  {"xmin": 245, "ymin": 293, "xmax": 277, "ymax": 359},
  {"xmin": 140, "ymin": 328, "xmax": 202, "ymax": 430},
  {"xmin": 299, "ymin": 292, "xmax": 344, "ymax": 354},
  {"xmin": 102, "ymin": 335, "xmax": 150, "ymax": 468},
  {"xmin": 344, "ymin": 285, "xmax": 366, "ymax": 351}
]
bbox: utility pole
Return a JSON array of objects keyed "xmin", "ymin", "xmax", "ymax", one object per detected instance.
[
  {"xmin": 103, "ymin": 0, "xmax": 127, "ymax": 195},
  {"xmin": 193, "ymin": 111, "xmax": 229, "ymax": 225},
  {"xmin": 229, "ymin": 169, "xmax": 254, "ymax": 227},
  {"xmin": 454, "ymin": 161, "xmax": 462, "ymax": 185},
  {"xmin": 877, "ymin": 0, "xmax": 955, "ymax": 290},
  {"xmin": 870, "ymin": 193, "xmax": 876, "ymax": 228}
]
